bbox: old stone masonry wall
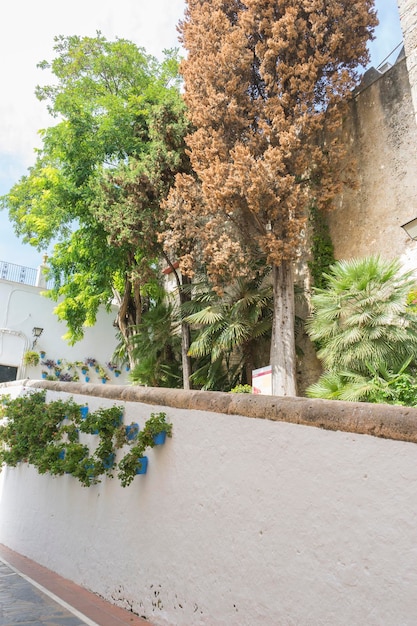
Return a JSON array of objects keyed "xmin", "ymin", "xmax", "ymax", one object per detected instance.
[
  {"xmin": 325, "ymin": 1, "xmax": 417, "ymax": 264},
  {"xmin": 398, "ymin": 0, "xmax": 417, "ymax": 123},
  {"xmin": 327, "ymin": 57, "xmax": 417, "ymax": 264}
]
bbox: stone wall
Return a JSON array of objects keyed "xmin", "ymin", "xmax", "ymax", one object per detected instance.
[
  {"xmin": 327, "ymin": 58, "xmax": 417, "ymax": 266},
  {"xmin": 398, "ymin": 0, "xmax": 417, "ymax": 124}
]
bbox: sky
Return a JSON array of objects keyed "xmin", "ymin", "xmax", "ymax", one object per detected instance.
[{"xmin": 0, "ymin": 0, "xmax": 404, "ymax": 269}]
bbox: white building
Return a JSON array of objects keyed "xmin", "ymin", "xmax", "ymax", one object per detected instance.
[{"xmin": 0, "ymin": 257, "xmax": 129, "ymax": 385}]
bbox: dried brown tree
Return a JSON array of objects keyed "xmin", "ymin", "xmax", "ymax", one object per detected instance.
[{"xmin": 164, "ymin": 0, "xmax": 378, "ymax": 394}]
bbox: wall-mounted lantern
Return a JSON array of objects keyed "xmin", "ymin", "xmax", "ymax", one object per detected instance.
[
  {"xmin": 401, "ymin": 217, "xmax": 417, "ymax": 241},
  {"xmin": 32, "ymin": 327, "xmax": 44, "ymax": 348}
]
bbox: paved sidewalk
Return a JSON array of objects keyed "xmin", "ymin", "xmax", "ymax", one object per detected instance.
[{"xmin": 0, "ymin": 544, "xmax": 152, "ymax": 626}]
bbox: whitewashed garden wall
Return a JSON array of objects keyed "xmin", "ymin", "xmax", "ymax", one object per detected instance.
[{"xmin": 1, "ymin": 381, "xmax": 417, "ymax": 626}]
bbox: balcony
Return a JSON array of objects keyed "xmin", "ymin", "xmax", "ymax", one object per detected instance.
[
  {"xmin": 0, "ymin": 259, "xmax": 54, "ymax": 289},
  {"xmin": 0, "ymin": 260, "xmax": 38, "ymax": 285}
]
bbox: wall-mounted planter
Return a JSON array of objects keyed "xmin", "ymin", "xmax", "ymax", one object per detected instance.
[
  {"xmin": 125, "ymin": 423, "xmax": 139, "ymax": 441},
  {"xmin": 101, "ymin": 378, "xmax": 107, "ymax": 384},
  {"xmin": 85, "ymin": 376, "xmax": 90, "ymax": 383},
  {"xmin": 135, "ymin": 456, "xmax": 148, "ymax": 475},
  {"xmin": 113, "ymin": 413, "xmax": 123, "ymax": 427},
  {"xmin": 103, "ymin": 453, "xmax": 115, "ymax": 470},
  {"xmin": 153, "ymin": 431, "xmax": 167, "ymax": 446},
  {"xmin": 81, "ymin": 368, "xmax": 88, "ymax": 375},
  {"xmin": 39, "ymin": 351, "xmax": 46, "ymax": 359},
  {"xmin": 41, "ymin": 372, "xmax": 47, "ymax": 380},
  {"xmin": 125, "ymin": 365, "xmax": 130, "ymax": 372},
  {"xmin": 80, "ymin": 406, "xmax": 89, "ymax": 419}
]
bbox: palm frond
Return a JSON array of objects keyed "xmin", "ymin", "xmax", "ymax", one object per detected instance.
[{"xmin": 185, "ymin": 306, "xmax": 225, "ymax": 326}]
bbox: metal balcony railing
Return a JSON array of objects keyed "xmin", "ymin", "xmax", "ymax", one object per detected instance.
[{"xmin": 0, "ymin": 259, "xmax": 42, "ymax": 287}]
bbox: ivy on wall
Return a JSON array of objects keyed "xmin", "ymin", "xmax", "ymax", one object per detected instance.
[
  {"xmin": 307, "ymin": 205, "xmax": 335, "ymax": 289},
  {"xmin": 0, "ymin": 391, "xmax": 172, "ymax": 488}
]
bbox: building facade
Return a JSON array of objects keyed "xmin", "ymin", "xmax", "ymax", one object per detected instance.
[{"xmin": 0, "ymin": 258, "xmax": 129, "ymax": 385}]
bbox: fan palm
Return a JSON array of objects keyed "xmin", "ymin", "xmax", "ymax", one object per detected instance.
[
  {"xmin": 306, "ymin": 256, "xmax": 417, "ymax": 374},
  {"xmin": 183, "ymin": 273, "xmax": 273, "ymax": 390},
  {"xmin": 128, "ymin": 289, "xmax": 183, "ymax": 388},
  {"xmin": 307, "ymin": 359, "xmax": 417, "ymax": 405}
]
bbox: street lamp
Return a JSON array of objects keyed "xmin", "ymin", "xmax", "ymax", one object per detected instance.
[
  {"xmin": 401, "ymin": 217, "xmax": 417, "ymax": 241},
  {"xmin": 32, "ymin": 327, "xmax": 44, "ymax": 348}
]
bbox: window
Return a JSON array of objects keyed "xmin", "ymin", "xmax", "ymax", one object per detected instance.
[{"xmin": 0, "ymin": 365, "xmax": 18, "ymax": 383}]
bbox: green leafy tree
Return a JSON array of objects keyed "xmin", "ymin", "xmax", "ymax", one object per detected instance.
[
  {"xmin": 1, "ymin": 33, "xmax": 191, "ymax": 379},
  {"xmin": 164, "ymin": 0, "xmax": 377, "ymax": 395}
]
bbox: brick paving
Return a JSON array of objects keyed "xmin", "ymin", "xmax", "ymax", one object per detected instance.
[{"xmin": 0, "ymin": 544, "xmax": 153, "ymax": 626}]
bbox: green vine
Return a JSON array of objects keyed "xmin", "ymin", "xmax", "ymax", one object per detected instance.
[
  {"xmin": 307, "ymin": 205, "xmax": 335, "ymax": 289},
  {"xmin": 118, "ymin": 413, "xmax": 173, "ymax": 487},
  {"xmin": 0, "ymin": 391, "xmax": 172, "ymax": 488}
]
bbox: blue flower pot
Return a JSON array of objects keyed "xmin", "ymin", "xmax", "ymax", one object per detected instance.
[
  {"xmin": 135, "ymin": 456, "xmax": 148, "ymax": 475},
  {"xmin": 125, "ymin": 423, "xmax": 139, "ymax": 441},
  {"xmin": 41, "ymin": 372, "xmax": 47, "ymax": 379},
  {"xmin": 80, "ymin": 406, "xmax": 89, "ymax": 419},
  {"xmin": 103, "ymin": 453, "xmax": 115, "ymax": 470},
  {"xmin": 85, "ymin": 376, "xmax": 90, "ymax": 382},
  {"xmin": 153, "ymin": 431, "xmax": 167, "ymax": 446},
  {"xmin": 112, "ymin": 413, "xmax": 123, "ymax": 427}
]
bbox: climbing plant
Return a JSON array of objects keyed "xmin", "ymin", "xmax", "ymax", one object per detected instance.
[
  {"xmin": 307, "ymin": 205, "xmax": 335, "ymax": 290},
  {"xmin": 0, "ymin": 391, "xmax": 172, "ymax": 487}
]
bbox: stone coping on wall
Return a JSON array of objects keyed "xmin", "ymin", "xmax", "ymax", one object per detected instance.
[{"xmin": 2, "ymin": 379, "xmax": 417, "ymax": 445}]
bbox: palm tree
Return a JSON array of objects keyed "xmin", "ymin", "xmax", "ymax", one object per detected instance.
[
  {"xmin": 183, "ymin": 272, "xmax": 273, "ymax": 391},
  {"xmin": 307, "ymin": 359, "xmax": 417, "ymax": 405},
  {"xmin": 129, "ymin": 295, "xmax": 183, "ymax": 388},
  {"xmin": 306, "ymin": 256, "xmax": 417, "ymax": 376}
]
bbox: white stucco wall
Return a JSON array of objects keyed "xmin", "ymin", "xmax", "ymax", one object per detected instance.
[
  {"xmin": 0, "ymin": 278, "xmax": 129, "ymax": 384},
  {"xmin": 1, "ymin": 385, "xmax": 417, "ymax": 625}
]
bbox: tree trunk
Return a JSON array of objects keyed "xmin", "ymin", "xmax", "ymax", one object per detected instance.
[
  {"xmin": 243, "ymin": 342, "xmax": 256, "ymax": 386},
  {"xmin": 163, "ymin": 252, "xmax": 193, "ymax": 390},
  {"xmin": 114, "ymin": 273, "xmax": 142, "ymax": 370},
  {"xmin": 270, "ymin": 260, "xmax": 297, "ymax": 396},
  {"xmin": 180, "ymin": 319, "xmax": 192, "ymax": 390},
  {"xmin": 177, "ymin": 276, "xmax": 193, "ymax": 391}
]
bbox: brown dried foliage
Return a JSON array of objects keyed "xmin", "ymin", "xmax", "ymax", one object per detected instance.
[{"xmin": 164, "ymin": 0, "xmax": 377, "ymax": 283}]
